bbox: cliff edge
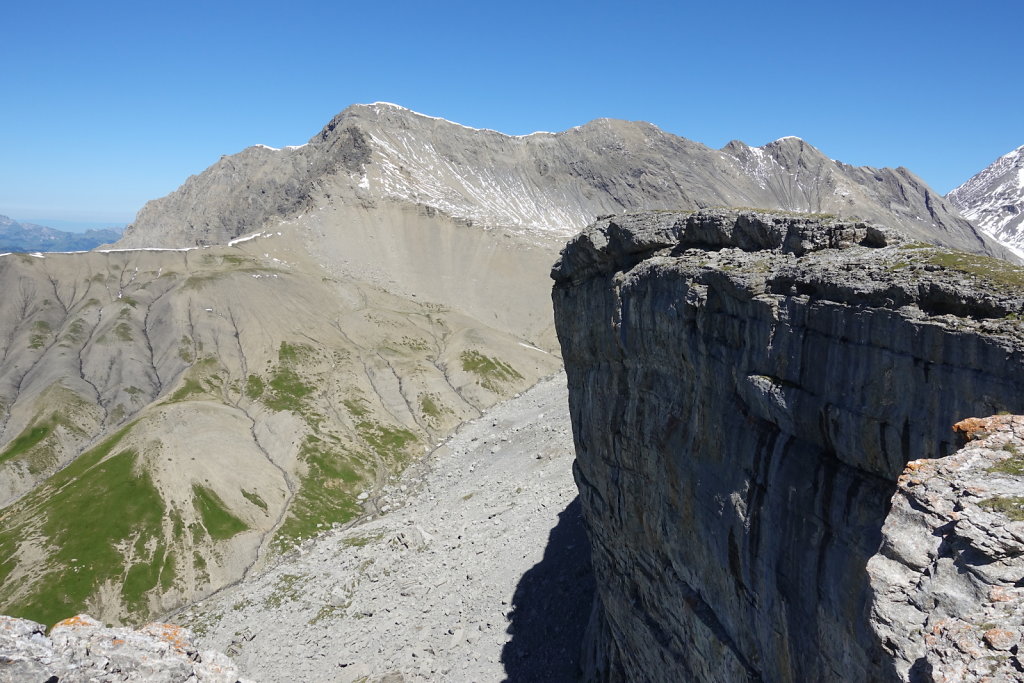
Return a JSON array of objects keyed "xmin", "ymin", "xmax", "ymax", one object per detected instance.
[{"xmin": 551, "ymin": 210, "xmax": 1024, "ymax": 681}]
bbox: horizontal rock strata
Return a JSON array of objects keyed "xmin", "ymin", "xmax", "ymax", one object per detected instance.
[{"xmin": 551, "ymin": 210, "xmax": 1024, "ymax": 681}]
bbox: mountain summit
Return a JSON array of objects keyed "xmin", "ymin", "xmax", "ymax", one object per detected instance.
[
  {"xmin": 119, "ymin": 102, "xmax": 1008, "ymax": 259},
  {"xmin": 948, "ymin": 145, "xmax": 1024, "ymax": 256}
]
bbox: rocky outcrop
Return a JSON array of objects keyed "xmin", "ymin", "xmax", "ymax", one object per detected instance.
[
  {"xmin": 870, "ymin": 415, "xmax": 1024, "ymax": 681},
  {"xmin": 0, "ymin": 613, "xmax": 250, "ymax": 682},
  {"xmin": 551, "ymin": 210, "xmax": 1024, "ymax": 681}
]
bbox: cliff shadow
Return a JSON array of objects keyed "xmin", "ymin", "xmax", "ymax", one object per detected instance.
[{"xmin": 501, "ymin": 496, "xmax": 595, "ymax": 682}]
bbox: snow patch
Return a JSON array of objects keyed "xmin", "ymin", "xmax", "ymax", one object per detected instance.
[
  {"xmin": 367, "ymin": 102, "xmax": 557, "ymax": 139},
  {"xmin": 228, "ymin": 231, "xmax": 265, "ymax": 246},
  {"xmin": 98, "ymin": 247, "xmax": 198, "ymax": 253},
  {"xmin": 518, "ymin": 342, "xmax": 550, "ymax": 354}
]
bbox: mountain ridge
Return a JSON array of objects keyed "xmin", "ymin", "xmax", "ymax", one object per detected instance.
[
  {"xmin": 948, "ymin": 144, "xmax": 1024, "ymax": 256},
  {"xmin": 0, "ymin": 215, "xmax": 121, "ymax": 253},
  {"xmin": 117, "ymin": 102, "xmax": 1011, "ymax": 261}
]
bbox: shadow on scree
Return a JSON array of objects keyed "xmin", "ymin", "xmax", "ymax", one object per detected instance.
[{"xmin": 501, "ymin": 496, "xmax": 595, "ymax": 682}]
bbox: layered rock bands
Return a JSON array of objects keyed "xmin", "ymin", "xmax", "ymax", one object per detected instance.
[{"xmin": 552, "ymin": 210, "xmax": 1024, "ymax": 681}]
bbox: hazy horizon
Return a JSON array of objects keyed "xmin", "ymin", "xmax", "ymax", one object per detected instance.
[{"xmin": 2, "ymin": 215, "xmax": 127, "ymax": 233}]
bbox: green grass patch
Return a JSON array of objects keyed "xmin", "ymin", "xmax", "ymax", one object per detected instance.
[
  {"xmin": 343, "ymin": 397, "xmax": 369, "ymax": 417},
  {"xmin": 273, "ymin": 439, "xmax": 365, "ymax": 548},
  {"xmin": 989, "ymin": 445, "xmax": 1024, "ymax": 476},
  {"xmin": 278, "ymin": 341, "xmax": 311, "ymax": 364},
  {"xmin": 265, "ymin": 573, "xmax": 305, "ymax": 608},
  {"xmin": 0, "ymin": 423, "xmax": 174, "ymax": 626},
  {"xmin": 309, "ymin": 604, "xmax": 346, "ymax": 625},
  {"xmin": 0, "ymin": 396, "xmax": 89, "ymax": 474},
  {"xmin": 241, "ymin": 489, "xmax": 268, "ymax": 511},
  {"xmin": 170, "ymin": 509, "xmax": 185, "ymax": 541},
  {"xmin": 193, "ymin": 552, "xmax": 207, "ymax": 570},
  {"xmin": 168, "ymin": 358, "xmax": 224, "ymax": 402},
  {"xmin": 159, "ymin": 551, "xmax": 176, "ymax": 591},
  {"xmin": 192, "ymin": 484, "xmax": 248, "ymax": 540},
  {"xmin": 178, "ymin": 336, "xmax": 195, "ymax": 363},
  {"xmin": 343, "ymin": 532, "xmax": 383, "ymax": 548},
  {"xmin": 60, "ymin": 319, "xmax": 87, "ymax": 346},
  {"xmin": 113, "ymin": 322, "xmax": 133, "ymax": 342},
  {"xmin": 0, "ymin": 421, "xmax": 54, "ymax": 466},
  {"xmin": 28, "ymin": 320, "xmax": 52, "ymax": 349},
  {"xmin": 923, "ymin": 250, "xmax": 1024, "ymax": 293},
  {"xmin": 460, "ymin": 350, "xmax": 524, "ymax": 393},
  {"xmin": 356, "ymin": 421, "xmax": 417, "ymax": 463},
  {"xmin": 419, "ymin": 394, "xmax": 441, "ymax": 418},
  {"xmin": 123, "ymin": 543, "xmax": 168, "ymax": 614},
  {"xmin": 263, "ymin": 367, "xmax": 314, "ymax": 412},
  {"xmin": 169, "ymin": 378, "xmax": 206, "ymax": 402},
  {"xmin": 979, "ymin": 496, "xmax": 1024, "ymax": 521},
  {"xmin": 244, "ymin": 374, "xmax": 264, "ymax": 399}
]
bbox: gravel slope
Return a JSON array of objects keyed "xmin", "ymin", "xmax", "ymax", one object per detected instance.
[{"xmin": 182, "ymin": 372, "xmax": 592, "ymax": 682}]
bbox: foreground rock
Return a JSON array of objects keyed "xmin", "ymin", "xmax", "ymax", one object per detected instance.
[
  {"xmin": 870, "ymin": 415, "xmax": 1024, "ymax": 681},
  {"xmin": 0, "ymin": 613, "xmax": 249, "ymax": 682},
  {"xmin": 552, "ymin": 210, "xmax": 1024, "ymax": 681}
]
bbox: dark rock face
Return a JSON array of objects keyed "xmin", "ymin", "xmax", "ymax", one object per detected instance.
[{"xmin": 551, "ymin": 211, "xmax": 1024, "ymax": 681}]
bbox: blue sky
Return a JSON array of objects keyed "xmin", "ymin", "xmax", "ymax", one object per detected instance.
[{"xmin": 2, "ymin": 0, "xmax": 1020, "ymax": 226}]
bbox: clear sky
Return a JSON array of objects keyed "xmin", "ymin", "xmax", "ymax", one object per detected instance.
[{"xmin": 2, "ymin": 0, "xmax": 1020, "ymax": 226}]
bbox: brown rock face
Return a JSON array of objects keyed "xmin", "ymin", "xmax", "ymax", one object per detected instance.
[{"xmin": 551, "ymin": 210, "xmax": 1024, "ymax": 681}]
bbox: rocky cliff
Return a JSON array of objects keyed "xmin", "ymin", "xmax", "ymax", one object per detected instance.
[{"xmin": 552, "ymin": 210, "xmax": 1024, "ymax": 681}]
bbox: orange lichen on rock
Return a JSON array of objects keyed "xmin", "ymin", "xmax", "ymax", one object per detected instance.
[
  {"xmin": 141, "ymin": 622, "xmax": 192, "ymax": 653},
  {"xmin": 52, "ymin": 614, "xmax": 101, "ymax": 630},
  {"xmin": 990, "ymin": 587, "xmax": 1018, "ymax": 603},
  {"xmin": 897, "ymin": 459, "xmax": 930, "ymax": 487},
  {"xmin": 952, "ymin": 416, "xmax": 1012, "ymax": 441},
  {"xmin": 982, "ymin": 628, "xmax": 1019, "ymax": 651}
]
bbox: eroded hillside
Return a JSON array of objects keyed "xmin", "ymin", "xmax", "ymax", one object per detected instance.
[{"xmin": 0, "ymin": 228, "xmax": 559, "ymax": 626}]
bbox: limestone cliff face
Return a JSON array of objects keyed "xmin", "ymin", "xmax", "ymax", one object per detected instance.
[{"xmin": 551, "ymin": 210, "xmax": 1024, "ymax": 681}]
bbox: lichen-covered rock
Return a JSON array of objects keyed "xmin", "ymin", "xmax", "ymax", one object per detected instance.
[
  {"xmin": 869, "ymin": 415, "xmax": 1024, "ymax": 681},
  {"xmin": 0, "ymin": 613, "xmax": 251, "ymax": 682},
  {"xmin": 551, "ymin": 210, "xmax": 1024, "ymax": 681}
]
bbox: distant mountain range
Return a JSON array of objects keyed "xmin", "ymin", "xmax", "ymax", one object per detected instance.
[
  {"xmin": 0, "ymin": 215, "xmax": 122, "ymax": 252},
  {"xmin": 948, "ymin": 145, "xmax": 1024, "ymax": 257}
]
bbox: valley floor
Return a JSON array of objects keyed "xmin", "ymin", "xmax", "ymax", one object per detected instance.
[{"xmin": 180, "ymin": 372, "xmax": 592, "ymax": 682}]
